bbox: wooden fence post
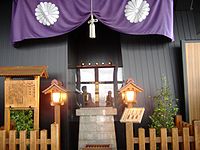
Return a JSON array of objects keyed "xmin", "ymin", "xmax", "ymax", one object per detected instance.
[
  {"xmin": 194, "ymin": 121, "xmax": 200, "ymax": 150},
  {"xmin": 149, "ymin": 128, "xmax": 156, "ymax": 150},
  {"xmin": 138, "ymin": 128, "xmax": 145, "ymax": 150},
  {"xmin": 172, "ymin": 128, "xmax": 179, "ymax": 150},
  {"xmin": 183, "ymin": 127, "xmax": 190, "ymax": 150},
  {"xmin": 175, "ymin": 115, "xmax": 183, "ymax": 135},
  {"xmin": 0, "ymin": 130, "xmax": 6, "ymax": 150},
  {"xmin": 126, "ymin": 122, "xmax": 134, "ymax": 150},
  {"xmin": 20, "ymin": 130, "xmax": 27, "ymax": 150},
  {"xmin": 160, "ymin": 128, "xmax": 168, "ymax": 150},
  {"xmin": 9, "ymin": 130, "xmax": 16, "ymax": 150},
  {"xmin": 51, "ymin": 123, "xmax": 60, "ymax": 150},
  {"xmin": 40, "ymin": 130, "xmax": 47, "ymax": 150},
  {"xmin": 30, "ymin": 130, "xmax": 39, "ymax": 150},
  {"xmin": 175, "ymin": 115, "xmax": 183, "ymax": 127}
]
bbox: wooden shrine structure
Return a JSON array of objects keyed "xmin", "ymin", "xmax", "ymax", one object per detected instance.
[{"xmin": 0, "ymin": 66, "xmax": 48, "ymax": 131}]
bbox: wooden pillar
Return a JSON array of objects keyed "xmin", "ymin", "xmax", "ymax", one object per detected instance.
[
  {"xmin": 4, "ymin": 107, "xmax": 10, "ymax": 132},
  {"xmin": 34, "ymin": 76, "xmax": 40, "ymax": 130},
  {"xmin": 126, "ymin": 102, "xmax": 134, "ymax": 150},
  {"xmin": 54, "ymin": 105, "xmax": 61, "ymax": 127},
  {"xmin": 4, "ymin": 77, "xmax": 11, "ymax": 132},
  {"xmin": 54, "ymin": 105, "xmax": 60, "ymax": 150}
]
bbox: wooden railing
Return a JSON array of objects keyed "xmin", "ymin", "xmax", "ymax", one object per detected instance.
[
  {"xmin": 0, "ymin": 123, "xmax": 59, "ymax": 150},
  {"xmin": 128, "ymin": 120, "xmax": 200, "ymax": 150}
]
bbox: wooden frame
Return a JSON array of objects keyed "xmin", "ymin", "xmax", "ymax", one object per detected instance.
[{"xmin": 182, "ymin": 40, "xmax": 200, "ymax": 123}]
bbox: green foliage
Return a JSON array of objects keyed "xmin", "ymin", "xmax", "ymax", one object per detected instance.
[
  {"xmin": 10, "ymin": 109, "xmax": 34, "ymax": 137},
  {"xmin": 149, "ymin": 76, "xmax": 179, "ymax": 135}
]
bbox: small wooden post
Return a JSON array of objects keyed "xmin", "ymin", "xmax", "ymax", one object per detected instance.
[
  {"xmin": 51, "ymin": 123, "xmax": 60, "ymax": 150},
  {"xmin": 175, "ymin": 115, "xmax": 183, "ymax": 135},
  {"xmin": 54, "ymin": 105, "xmax": 61, "ymax": 128},
  {"xmin": 30, "ymin": 130, "xmax": 39, "ymax": 150},
  {"xmin": 40, "ymin": 130, "xmax": 47, "ymax": 150},
  {"xmin": 171, "ymin": 128, "xmax": 179, "ymax": 150},
  {"xmin": 4, "ymin": 107, "xmax": 10, "ymax": 132},
  {"xmin": 183, "ymin": 127, "xmax": 190, "ymax": 150},
  {"xmin": 126, "ymin": 122, "xmax": 134, "ymax": 150},
  {"xmin": 0, "ymin": 130, "xmax": 6, "ymax": 150},
  {"xmin": 126, "ymin": 103, "xmax": 134, "ymax": 150},
  {"xmin": 160, "ymin": 128, "xmax": 168, "ymax": 150},
  {"xmin": 5, "ymin": 77, "xmax": 11, "ymax": 132},
  {"xmin": 175, "ymin": 115, "xmax": 183, "ymax": 127},
  {"xmin": 194, "ymin": 121, "xmax": 200, "ymax": 150},
  {"xmin": 149, "ymin": 128, "xmax": 156, "ymax": 150},
  {"xmin": 9, "ymin": 130, "xmax": 16, "ymax": 150},
  {"xmin": 20, "ymin": 130, "xmax": 27, "ymax": 150},
  {"xmin": 138, "ymin": 128, "xmax": 145, "ymax": 150},
  {"xmin": 54, "ymin": 105, "xmax": 60, "ymax": 150}
]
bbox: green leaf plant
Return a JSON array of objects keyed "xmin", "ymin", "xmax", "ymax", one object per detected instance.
[
  {"xmin": 10, "ymin": 109, "xmax": 34, "ymax": 138},
  {"xmin": 149, "ymin": 75, "xmax": 179, "ymax": 135}
]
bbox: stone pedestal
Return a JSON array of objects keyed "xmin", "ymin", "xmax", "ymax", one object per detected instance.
[{"xmin": 76, "ymin": 107, "xmax": 117, "ymax": 150}]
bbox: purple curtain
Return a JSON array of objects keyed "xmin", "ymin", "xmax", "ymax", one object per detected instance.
[{"xmin": 11, "ymin": 0, "xmax": 174, "ymax": 43}]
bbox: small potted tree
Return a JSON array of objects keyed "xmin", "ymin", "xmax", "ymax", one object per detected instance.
[{"xmin": 149, "ymin": 76, "xmax": 178, "ymax": 135}]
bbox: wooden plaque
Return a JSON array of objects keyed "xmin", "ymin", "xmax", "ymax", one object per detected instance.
[
  {"xmin": 120, "ymin": 107, "xmax": 145, "ymax": 123},
  {"xmin": 5, "ymin": 80, "xmax": 36, "ymax": 107}
]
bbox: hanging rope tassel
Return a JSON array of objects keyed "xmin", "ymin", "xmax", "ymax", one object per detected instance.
[{"xmin": 88, "ymin": 0, "xmax": 98, "ymax": 38}]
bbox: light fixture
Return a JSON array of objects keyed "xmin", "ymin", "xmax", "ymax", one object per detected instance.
[
  {"xmin": 43, "ymin": 79, "xmax": 67, "ymax": 106},
  {"xmin": 88, "ymin": 0, "xmax": 98, "ymax": 38},
  {"xmin": 119, "ymin": 78, "xmax": 143, "ymax": 107},
  {"xmin": 125, "ymin": 90, "xmax": 135, "ymax": 103}
]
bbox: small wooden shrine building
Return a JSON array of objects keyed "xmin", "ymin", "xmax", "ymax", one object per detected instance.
[{"xmin": 0, "ymin": 66, "xmax": 48, "ymax": 131}]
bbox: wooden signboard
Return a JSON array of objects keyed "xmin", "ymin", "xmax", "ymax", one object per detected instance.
[
  {"xmin": 0, "ymin": 66, "xmax": 48, "ymax": 131},
  {"xmin": 5, "ymin": 80, "xmax": 37, "ymax": 107},
  {"xmin": 120, "ymin": 107, "xmax": 145, "ymax": 123}
]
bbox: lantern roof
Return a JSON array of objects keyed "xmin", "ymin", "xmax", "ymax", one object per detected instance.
[
  {"xmin": 42, "ymin": 79, "xmax": 68, "ymax": 94},
  {"xmin": 0, "ymin": 66, "xmax": 48, "ymax": 78},
  {"xmin": 119, "ymin": 78, "xmax": 143, "ymax": 93}
]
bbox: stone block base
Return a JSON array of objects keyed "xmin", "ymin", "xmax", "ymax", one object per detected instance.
[{"xmin": 76, "ymin": 107, "xmax": 117, "ymax": 150}]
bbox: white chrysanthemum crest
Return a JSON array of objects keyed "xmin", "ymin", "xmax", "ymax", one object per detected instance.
[
  {"xmin": 35, "ymin": 2, "xmax": 59, "ymax": 26},
  {"xmin": 124, "ymin": 0, "xmax": 150, "ymax": 23}
]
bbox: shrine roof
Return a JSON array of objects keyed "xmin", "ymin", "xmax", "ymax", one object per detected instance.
[{"xmin": 0, "ymin": 66, "xmax": 48, "ymax": 78}]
